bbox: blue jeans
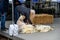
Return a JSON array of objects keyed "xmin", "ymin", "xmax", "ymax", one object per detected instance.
[{"xmin": 0, "ymin": 12, "xmax": 6, "ymax": 30}]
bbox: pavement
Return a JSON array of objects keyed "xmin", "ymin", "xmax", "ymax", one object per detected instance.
[{"xmin": 0, "ymin": 18, "xmax": 60, "ymax": 40}]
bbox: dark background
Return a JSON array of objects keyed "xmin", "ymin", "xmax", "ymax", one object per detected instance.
[{"xmin": 6, "ymin": 0, "xmax": 60, "ymax": 20}]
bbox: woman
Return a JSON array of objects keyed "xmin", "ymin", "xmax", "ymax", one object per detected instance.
[{"xmin": 14, "ymin": 0, "xmax": 35, "ymax": 24}]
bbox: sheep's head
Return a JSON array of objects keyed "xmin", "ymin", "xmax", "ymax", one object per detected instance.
[{"xmin": 19, "ymin": 15, "xmax": 25, "ymax": 21}]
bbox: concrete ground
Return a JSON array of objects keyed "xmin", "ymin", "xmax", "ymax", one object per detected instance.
[
  {"xmin": 0, "ymin": 18, "xmax": 60, "ymax": 40},
  {"xmin": 16, "ymin": 18, "xmax": 60, "ymax": 40}
]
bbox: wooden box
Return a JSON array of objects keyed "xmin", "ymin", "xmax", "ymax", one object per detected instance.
[{"xmin": 30, "ymin": 14, "xmax": 54, "ymax": 24}]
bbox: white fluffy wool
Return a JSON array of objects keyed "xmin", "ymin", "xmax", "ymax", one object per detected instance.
[
  {"xmin": 35, "ymin": 25, "xmax": 53, "ymax": 32},
  {"xmin": 17, "ymin": 15, "xmax": 35, "ymax": 34},
  {"xmin": 21, "ymin": 24, "xmax": 35, "ymax": 34},
  {"xmin": 17, "ymin": 15, "xmax": 26, "ymax": 30},
  {"xmin": 18, "ymin": 24, "xmax": 54, "ymax": 33}
]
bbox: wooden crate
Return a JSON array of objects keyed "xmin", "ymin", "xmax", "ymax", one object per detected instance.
[{"xmin": 30, "ymin": 14, "xmax": 54, "ymax": 24}]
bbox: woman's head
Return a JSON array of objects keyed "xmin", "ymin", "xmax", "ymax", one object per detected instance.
[
  {"xmin": 30, "ymin": 9, "xmax": 35, "ymax": 14},
  {"xmin": 30, "ymin": 9, "xmax": 35, "ymax": 18}
]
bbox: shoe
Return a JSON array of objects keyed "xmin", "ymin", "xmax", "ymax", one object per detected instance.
[{"xmin": 1, "ymin": 27, "xmax": 8, "ymax": 31}]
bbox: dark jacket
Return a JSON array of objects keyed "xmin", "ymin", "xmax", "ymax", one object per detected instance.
[
  {"xmin": 16, "ymin": 5, "xmax": 30, "ymax": 19},
  {"xmin": 0, "ymin": 0, "xmax": 8, "ymax": 12},
  {"xmin": 15, "ymin": 4, "xmax": 32, "ymax": 24},
  {"xmin": 0, "ymin": 0, "xmax": 4, "ymax": 11}
]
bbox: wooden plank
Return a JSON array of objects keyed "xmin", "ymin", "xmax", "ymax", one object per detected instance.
[{"xmin": 0, "ymin": 31, "xmax": 24, "ymax": 40}]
